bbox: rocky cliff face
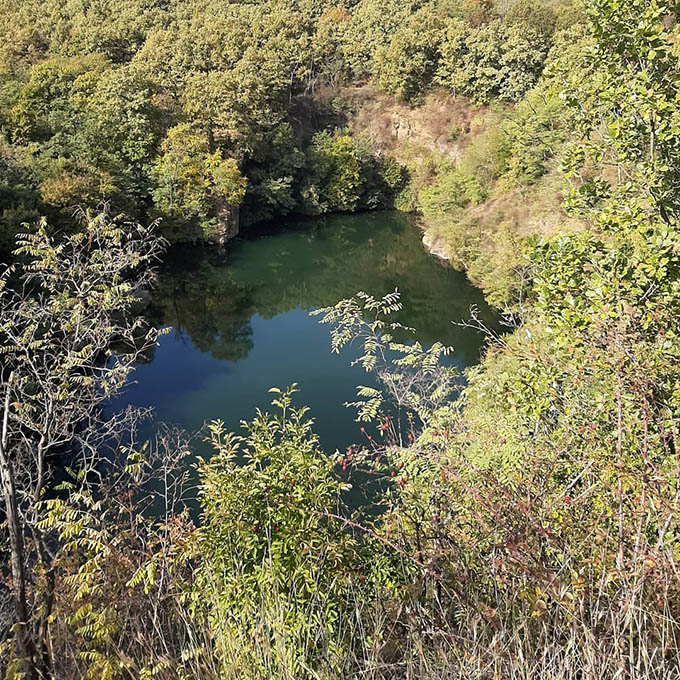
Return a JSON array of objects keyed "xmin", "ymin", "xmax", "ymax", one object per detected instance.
[
  {"xmin": 340, "ymin": 85, "xmax": 479, "ymax": 161},
  {"xmin": 421, "ymin": 228, "xmax": 453, "ymax": 262},
  {"xmin": 212, "ymin": 203, "xmax": 240, "ymax": 246},
  {"xmin": 335, "ymin": 85, "xmax": 485, "ymax": 262}
]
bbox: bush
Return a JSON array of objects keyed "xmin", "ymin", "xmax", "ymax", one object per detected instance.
[
  {"xmin": 303, "ymin": 132, "xmax": 365, "ymax": 213},
  {"xmin": 302, "ymin": 132, "xmax": 407, "ymax": 214},
  {"xmin": 501, "ymin": 86, "xmax": 568, "ymax": 184},
  {"xmin": 195, "ymin": 386, "xmax": 389, "ymax": 678},
  {"xmin": 504, "ymin": 0, "xmax": 557, "ymax": 38},
  {"xmin": 419, "ymin": 166, "xmax": 486, "ymax": 220},
  {"xmin": 373, "ymin": 6, "xmax": 444, "ymax": 102},
  {"xmin": 315, "ymin": 282, "xmax": 680, "ymax": 679},
  {"xmin": 436, "ymin": 18, "xmax": 551, "ymax": 103}
]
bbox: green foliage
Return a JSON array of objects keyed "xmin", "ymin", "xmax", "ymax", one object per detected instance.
[
  {"xmin": 0, "ymin": 139, "xmax": 41, "ymax": 248},
  {"xmin": 373, "ymin": 6, "xmax": 445, "ymax": 102},
  {"xmin": 340, "ymin": 0, "xmax": 416, "ymax": 78},
  {"xmin": 195, "ymin": 386, "xmax": 382, "ymax": 677},
  {"xmin": 0, "ymin": 0, "xmax": 579, "ymax": 244},
  {"xmin": 375, "ymin": 154, "xmax": 409, "ymax": 204},
  {"xmin": 13, "ymin": 54, "xmax": 110, "ymax": 142},
  {"xmin": 558, "ymin": 0, "xmax": 680, "ymax": 224},
  {"xmin": 0, "ymin": 211, "xmax": 168, "ymax": 679},
  {"xmin": 419, "ymin": 165, "xmax": 487, "ymax": 220},
  {"xmin": 151, "ymin": 123, "xmax": 246, "ymax": 239},
  {"xmin": 504, "ymin": 0, "xmax": 558, "ymax": 38},
  {"xmin": 532, "ymin": 208, "xmax": 680, "ymax": 356},
  {"xmin": 304, "ymin": 132, "xmax": 365, "ymax": 213},
  {"xmin": 436, "ymin": 17, "xmax": 551, "ymax": 103},
  {"xmin": 33, "ymin": 438, "xmax": 195, "ymax": 680},
  {"xmin": 501, "ymin": 85, "xmax": 568, "ymax": 184},
  {"xmin": 0, "ymin": 51, "xmax": 163, "ymax": 226},
  {"xmin": 313, "ymin": 291, "xmax": 457, "ymax": 425},
  {"xmin": 240, "ymin": 122, "xmax": 306, "ymax": 225},
  {"xmin": 7, "ymin": 2, "xmax": 680, "ymax": 678},
  {"xmin": 75, "ymin": 65, "xmax": 161, "ymax": 202},
  {"xmin": 302, "ymin": 132, "xmax": 407, "ymax": 214}
]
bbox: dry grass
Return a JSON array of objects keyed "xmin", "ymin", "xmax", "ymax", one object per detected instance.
[{"xmin": 333, "ymin": 84, "xmax": 487, "ymax": 162}]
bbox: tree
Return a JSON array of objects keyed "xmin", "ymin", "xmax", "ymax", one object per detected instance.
[
  {"xmin": 373, "ymin": 6, "xmax": 445, "ymax": 101},
  {"xmin": 312, "ymin": 5, "xmax": 353, "ymax": 90},
  {"xmin": 504, "ymin": 0, "xmax": 557, "ymax": 38},
  {"xmin": 75, "ymin": 65, "xmax": 162, "ymax": 207},
  {"xmin": 0, "ymin": 210, "xmax": 165, "ymax": 678},
  {"xmin": 436, "ymin": 18, "xmax": 551, "ymax": 103},
  {"xmin": 340, "ymin": 0, "xmax": 415, "ymax": 79},
  {"xmin": 151, "ymin": 124, "xmax": 246, "ymax": 242},
  {"xmin": 0, "ymin": 139, "xmax": 41, "ymax": 248},
  {"xmin": 12, "ymin": 54, "xmax": 110, "ymax": 143},
  {"xmin": 303, "ymin": 132, "xmax": 365, "ymax": 213},
  {"xmin": 559, "ymin": 0, "xmax": 680, "ymax": 225}
]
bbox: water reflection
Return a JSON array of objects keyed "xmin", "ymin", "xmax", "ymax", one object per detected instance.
[{"xmin": 116, "ymin": 212, "xmax": 498, "ymax": 454}]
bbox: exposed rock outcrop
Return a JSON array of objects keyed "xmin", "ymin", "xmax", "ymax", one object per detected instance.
[
  {"xmin": 422, "ymin": 228, "xmax": 452, "ymax": 262},
  {"xmin": 213, "ymin": 204, "xmax": 240, "ymax": 245},
  {"xmin": 340, "ymin": 85, "xmax": 479, "ymax": 162}
]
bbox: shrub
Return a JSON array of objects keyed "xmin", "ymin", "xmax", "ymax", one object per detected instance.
[
  {"xmin": 419, "ymin": 166, "xmax": 486, "ymax": 220},
  {"xmin": 499, "ymin": 86, "xmax": 568, "ymax": 185},
  {"xmin": 316, "ymin": 283, "xmax": 680, "ymax": 679},
  {"xmin": 303, "ymin": 132, "xmax": 365, "ymax": 213},
  {"xmin": 436, "ymin": 18, "xmax": 551, "ymax": 103},
  {"xmin": 194, "ymin": 386, "xmax": 388, "ymax": 678}
]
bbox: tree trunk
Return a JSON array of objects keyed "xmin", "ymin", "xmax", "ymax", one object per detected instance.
[
  {"xmin": 1, "ymin": 379, "xmax": 37, "ymax": 679},
  {"xmin": 0, "ymin": 451, "xmax": 36, "ymax": 677},
  {"xmin": 32, "ymin": 528, "xmax": 55, "ymax": 680}
]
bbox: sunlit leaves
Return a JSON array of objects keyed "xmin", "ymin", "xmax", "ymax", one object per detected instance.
[
  {"xmin": 313, "ymin": 290, "xmax": 457, "ymax": 426},
  {"xmin": 151, "ymin": 123, "xmax": 246, "ymax": 238}
]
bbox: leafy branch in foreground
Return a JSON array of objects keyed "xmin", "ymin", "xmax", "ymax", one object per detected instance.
[
  {"xmin": 0, "ymin": 209, "xmax": 166, "ymax": 679},
  {"xmin": 312, "ymin": 290, "xmax": 458, "ymax": 427}
]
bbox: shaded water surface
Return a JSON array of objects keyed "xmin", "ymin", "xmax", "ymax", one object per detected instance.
[{"xmin": 114, "ymin": 212, "xmax": 497, "ymax": 454}]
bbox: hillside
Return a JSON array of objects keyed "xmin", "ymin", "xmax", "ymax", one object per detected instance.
[{"xmin": 3, "ymin": 2, "xmax": 680, "ymax": 679}]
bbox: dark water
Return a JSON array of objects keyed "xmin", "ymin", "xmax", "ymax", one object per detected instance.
[{"xmin": 113, "ymin": 212, "xmax": 497, "ymax": 454}]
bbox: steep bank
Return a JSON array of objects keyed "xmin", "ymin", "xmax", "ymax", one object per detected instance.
[{"xmin": 322, "ymin": 84, "xmax": 579, "ymax": 306}]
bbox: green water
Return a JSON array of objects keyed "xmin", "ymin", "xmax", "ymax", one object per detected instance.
[{"xmin": 115, "ymin": 211, "xmax": 497, "ymax": 453}]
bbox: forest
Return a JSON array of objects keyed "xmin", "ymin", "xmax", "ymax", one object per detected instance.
[
  {"xmin": 2, "ymin": 0, "xmax": 680, "ymax": 679},
  {"xmin": 0, "ymin": 0, "xmax": 578, "ymax": 246}
]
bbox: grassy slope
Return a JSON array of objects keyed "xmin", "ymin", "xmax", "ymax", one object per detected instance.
[{"xmin": 329, "ymin": 84, "xmax": 580, "ymax": 307}]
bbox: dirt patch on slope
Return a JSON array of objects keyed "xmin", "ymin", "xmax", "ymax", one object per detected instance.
[{"xmin": 326, "ymin": 84, "xmax": 487, "ymax": 161}]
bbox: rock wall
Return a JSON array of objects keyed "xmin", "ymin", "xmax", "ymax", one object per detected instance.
[
  {"xmin": 213, "ymin": 203, "xmax": 240, "ymax": 246},
  {"xmin": 421, "ymin": 228, "xmax": 453, "ymax": 262},
  {"xmin": 340, "ymin": 85, "xmax": 483, "ymax": 162}
]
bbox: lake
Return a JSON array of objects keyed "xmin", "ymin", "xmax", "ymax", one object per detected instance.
[{"xmin": 112, "ymin": 211, "xmax": 497, "ymax": 455}]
